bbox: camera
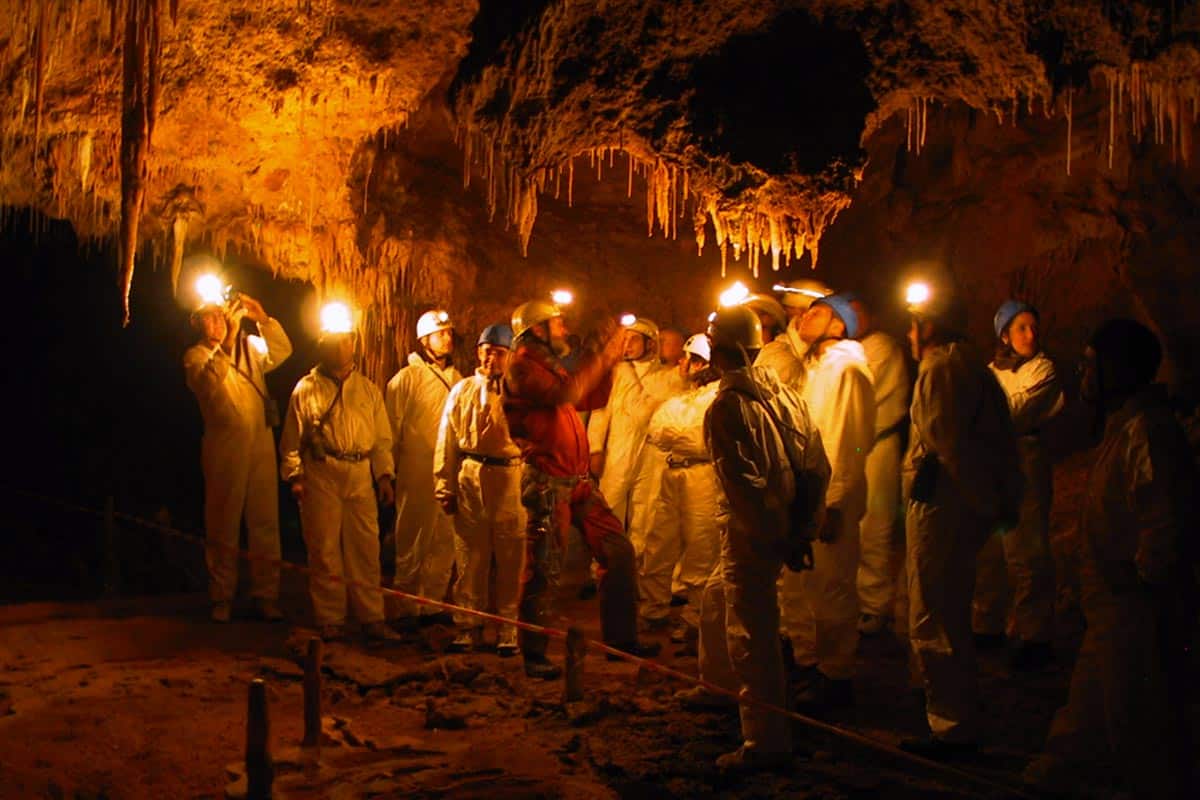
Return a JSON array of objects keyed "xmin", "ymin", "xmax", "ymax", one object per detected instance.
[{"xmin": 301, "ymin": 424, "xmax": 330, "ymax": 462}]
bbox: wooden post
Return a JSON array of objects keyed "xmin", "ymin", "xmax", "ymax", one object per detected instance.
[
  {"xmin": 245, "ymin": 678, "xmax": 273, "ymax": 800},
  {"xmin": 563, "ymin": 626, "xmax": 585, "ymax": 702},
  {"xmin": 102, "ymin": 495, "xmax": 119, "ymax": 596},
  {"xmin": 302, "ymin": 637, "xmax": 323, "ymax": 748}
]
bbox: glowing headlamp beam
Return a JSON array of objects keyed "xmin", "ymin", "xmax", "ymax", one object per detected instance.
[
  {"xmin": 772, "ymin": 283, "xmax": 828, "ymax": 300},
  {"xmin": 320, "ymin": 302, "xmax": 355, "ymax": 335},
  {"xmin": 905, "ymin": 282, "xmax": 932, "ymax": 306},
  {"xmin": 718, "ymin": 281, "xmax": 750, "ymax": 308},
  {"xmin": 620, "ymin": 313, "xmax": 637, "ymax": 327},
  {"xmin": 551, "ymin": 289, "xmax": 574, "ymax": 306},
  {"xmin": 195, "ymin": 273, "xmax": 226, "ymax": 306}
]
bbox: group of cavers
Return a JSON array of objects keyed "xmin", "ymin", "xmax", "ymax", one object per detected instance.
[{"xmin": 184, "ymin": 275, "xmax": 1195, "ymax": 792}]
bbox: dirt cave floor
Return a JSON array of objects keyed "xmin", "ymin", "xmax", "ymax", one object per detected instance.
[{"xmin": 0, "ymin": 455, "xmax": 1189, "ymax": 799}]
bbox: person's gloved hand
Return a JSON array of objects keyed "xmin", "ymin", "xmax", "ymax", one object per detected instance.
[
  {"xmin": 376, "ymin": 476, "xmax": 395, "ymax": 507},
  {"xmin": 238, "ymin": 294, "xmax": 270, "ymax": 325},
  {"xmin": 817, "ymin": 506, "xmax": 843, "ymax": 544},
  {"xmin": 600, "ymin": 320, "xmax": 629, "ymax": 364},
  {"xmin": 290, "ymin": 478, "xmax": 305, "ymax": 506}
]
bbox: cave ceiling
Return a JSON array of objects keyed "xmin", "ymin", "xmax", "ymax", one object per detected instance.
[{"xmin": 1, "ymin": 0, "xmax": 1198, "ymax": 333}]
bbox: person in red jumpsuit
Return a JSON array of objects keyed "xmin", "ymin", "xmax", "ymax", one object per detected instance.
[{"xmin": 503, "ymin": 299, "xmax": 662, "ymax": 678}]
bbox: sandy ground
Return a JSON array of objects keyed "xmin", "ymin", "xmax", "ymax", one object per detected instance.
[
  {"xmin": 0, "ymin": 598, "xmax": 1039, "ymax": 800},
  {"xmin": 0, "ymin": 455, "xmax": 1184, "ymax": 799}
]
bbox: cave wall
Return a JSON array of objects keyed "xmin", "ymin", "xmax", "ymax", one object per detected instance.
[
  {"xmin": 818, "ymin": 75, "xmax": 1200, "ymax": 395},
  {"xmin": 3, "ymin": 1, "xmax": 1200, "ymax": 389}
]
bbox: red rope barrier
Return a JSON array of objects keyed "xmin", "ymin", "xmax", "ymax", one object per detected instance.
[{"xmin": 4, "ymin": 485, "xmax": 1032, "ymax": 798}]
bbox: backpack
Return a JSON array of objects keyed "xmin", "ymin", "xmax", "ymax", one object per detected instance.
[
  {"xmin": 915, "ymin": 358, "xmax": 1022, "ymax": 530},
  {"xmin": 729, "ymin": 384, "xmax": 831, "ymax": 571}
]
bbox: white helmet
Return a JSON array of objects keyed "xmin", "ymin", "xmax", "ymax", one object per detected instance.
[
  {"xmin": 416, "ymin": 309, "xmax": 453, "ymax": 339},
  {"xmin": 682, "ymin": 333, "xmax": 710, "ymax": 363}
]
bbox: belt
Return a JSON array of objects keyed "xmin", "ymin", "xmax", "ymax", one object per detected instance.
[
  {"xmin": 522, "ymin": 463, "xmax": 590, "ymax": 487},
  {"xmin": 875, "ymin": 417, "xmax": 908, "ymax": 443},
  {"xmin": 327, "ymin": 448, "xmax": 369, "ymax": 462},
  {"xmin": 462, "ymin": 452, "xmax": 521, "ymax": 467},
  {"xmin": 667, "ymin": 455, "xmax": 710, "ymax": 468}
]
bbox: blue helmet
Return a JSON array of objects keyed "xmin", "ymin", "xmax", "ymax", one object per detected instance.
[
  {"xmin": 813, "ymin": 292, "xmax": 860, "ymax": 339},
  {"xmin": 993, "ymin": 300, "xmax": 1037, "ymax": 339},
  {"xmin": 477, "ymin": 323, "xmax": 513, "ymax": 349}
]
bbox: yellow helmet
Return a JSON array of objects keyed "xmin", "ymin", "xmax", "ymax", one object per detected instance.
[
  {"xmin": 707, "ymin": 305, "xmax": 764, "ymax": 351},
  {"xmin": 511, "ymin": 299, "xmax": 562, "ymax": 339},
  {"xmin": 742, "ymin": 293, "xmax": 788, "ymax": 331}
]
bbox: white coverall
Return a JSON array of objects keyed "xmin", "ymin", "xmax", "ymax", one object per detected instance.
[
  {"xmin": 855, "ymin": 331, "xmax": 911, "ymax": 624},
  {"xmin": 280, "ymin": 368, "xmax": 394, "ymax": 627},
  {"xmin": 1029, "ymin": 385, "xmax": 1194, "ymax": 796},
  {"xmin": 904, "ymin": 342, "xmax": 1018, "ymax": 742},
  {"xmin": 640, "ymin": 380, "xmax": 724, "ymax": 627},
  {"xmin": 973, "ymin": 352, "xmax": 1064, "ymax": 643},
  {"xmin": 780, "ymin": 340, "xmax": 876, "ymax": 680},
  {"xmin": 753, "ymin": 325, "xmax": 807, "ymax": 389},
  {"xmin": 700, "ymin": 366, "xmax": 828, "ymax": 757},
  {"xmin": 184, "ymin": 320, "xmax": 292, "ymax": 605},
  {"xmin": 386, "ymin": 353, "xmax": 462, "ymax": 618},
  {"xmin": 623, "ymin": 369, "xmax": 688, "ymax": 558},
  {"xmin": 433, "ymin": 371, "xmax": 526, "ymax": 634},
  {"xmin": 587, "ymin": 359, "xmax": 678, "ymax": 531}
]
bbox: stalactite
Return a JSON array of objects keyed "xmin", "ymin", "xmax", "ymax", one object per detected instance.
[
  {"xmin": 169, "ymin": 214, "xmax": 187, "ymax": 296},
  {"xmin": 1106, "ymin": 70, "xmax": 1115, "ymax": 169},
  {"xmin": 118, "ymin": 0, "xmax": 164, "ymax": 326},
  {"xmin": 920, "ymin": 96, "xmax": 929, "ymax": 152},
  {"xmin": 32, "ymin": 0, "xmax": 47, "ymax": 170},
  {"xmin": 1065, "ymin": 88, "xmax": 1073, "ymax": 177},
  {"xmin": 645, "ymin": 162, "xmax": 654, "ymax": 237}
]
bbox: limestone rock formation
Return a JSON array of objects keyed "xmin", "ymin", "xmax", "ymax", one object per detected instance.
[{"xmin": 1, "ymin": 1, "xmax": 1198, "ymax": 383}]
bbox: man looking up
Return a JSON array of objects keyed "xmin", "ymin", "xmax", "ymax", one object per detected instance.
[
  {"xmin": 503, "ymin": 299, "xmax": 661, "ymax": 679},
  {"xmin": 184, "ymin": 291, "xmax": 292, "ymax": 623}
]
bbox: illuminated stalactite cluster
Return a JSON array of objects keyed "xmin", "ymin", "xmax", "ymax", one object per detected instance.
[
  {"xmin": 0, "ymin": 0, "xmax": 466, "ymax": 367},
  {"xmin": 2, "ymin": 0, "xmax": 1200, "ymax": 380},
  {"xmin": 900, "ymin": 58, "xmax": 1200, "ymax": 177},
  {"xmin": 457, "ymin": 128, "xmax": 854, "ymax": 278}
]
